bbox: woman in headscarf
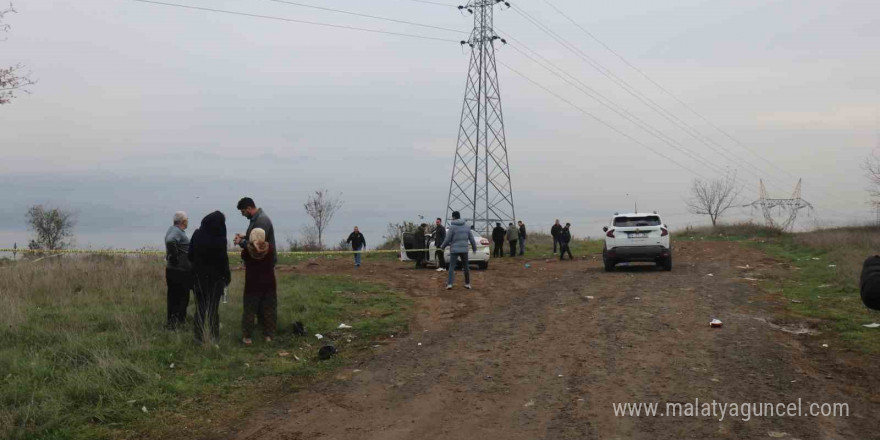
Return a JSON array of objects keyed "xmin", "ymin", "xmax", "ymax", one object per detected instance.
[
  {"xmin": 240, "ymin": 227, "xmax": 277, "ymax": 345},
  {"xmin": 188, "ymin": 211, "xmax": 231, "ymax": 344}
]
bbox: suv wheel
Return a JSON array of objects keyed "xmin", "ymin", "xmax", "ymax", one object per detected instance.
[
  {"xmin": 602, "ymin": 248, "xmax": 615, "ymax": 272},
  {"xmin": 661, "ymin": 255, "xmax": 672, "ymax": 271},
  {"xmin": 478, "ymin": 261, "xmax": 489, "ymax": 270}
]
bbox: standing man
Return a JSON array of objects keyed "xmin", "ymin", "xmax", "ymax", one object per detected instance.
[
  {"xmin": 492, "ymin": 222, "xmax": 506, "ymax": 258},
  {"xmin": 551, "ymin": 219, "xmax": 562, "ymax": 254},
  {"xmin": 518, "ymin": 220, "xmax": 527, "ymax": 256},
  {"xmin": 234, "ymin": 197, "xmax": 276, "ymax": 264},
  {"xmin": 414, "ymin": 223, "xmax": 428, "ymax": 269},
  {"xmin": 440, "ymin": 211, "xmax": 478, "ymax": 290},
  {"xmin": 559, "ymin": 223, "xmax": 574, "ymax": 261},
  {"xmin": 506, "ymin": 222, "xmax": 520, "ymax": 257},
  {"xmin": 432, "ymin": 217, "xmax": 446, "ymax": 271},
  {"xmin": 165, "ymin": 211, "xmax": 192, "ymax": 329},
  {"xmin": 346, "ymin": 226, "xmax": 366, "ymax": 267}
]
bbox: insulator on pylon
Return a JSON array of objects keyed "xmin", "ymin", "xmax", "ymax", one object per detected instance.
[
  {"xmin": 457, "ymin": 5, "xmax": 464, "ymax": 9},
  {"xmin": 500, "ymin": 38, "xmax": 507, "ymax": 44},
  {"xmin": 460, "ymin": 40, "xmax": 467, "ymax": 45},
  {"xmin": 504, "ymin": 2, "xmax": 511, "ymax": 7},
  {"xmin": 467, "ymin": 8, "xmax": 473, "ymax": 13}
]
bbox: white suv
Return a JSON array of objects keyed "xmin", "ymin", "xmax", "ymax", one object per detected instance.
[{"xmin": 602, "ymin": 212, "xmax": 671, "ymax": 271}]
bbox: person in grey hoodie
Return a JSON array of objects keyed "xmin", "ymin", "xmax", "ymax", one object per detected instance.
[
  {"xmin": 506, "ymin": 222, "xmax": 520, "ymax": 257},
  {"xmin": 234, "ymin": 197, "xmax": 276, "ymax": 264},
  {"xmin": 165, "ymin": 211, "xmax": 192, "ymax": 329},
  {"xmin": 439, "ymin": 211, "xmax": 477, "ymax": 290}
]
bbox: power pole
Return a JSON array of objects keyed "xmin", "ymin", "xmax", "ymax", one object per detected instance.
[
  {"xmin": 446, "ymin": 0, "xmax": 515, "ymax": 237},
  {"xmin": 746, "ymin": 179, "xmax": 813, "ymax": 231}
]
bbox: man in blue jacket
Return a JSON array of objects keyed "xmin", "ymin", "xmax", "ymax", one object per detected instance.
[{"xmin": 440, "ymin": 211, "xmax": 478, "ymax": 290}]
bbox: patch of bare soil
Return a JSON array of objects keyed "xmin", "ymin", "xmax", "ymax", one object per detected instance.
[{"xmin": 225, "ymin": 242, "xmax": 880, "ymax": 440}]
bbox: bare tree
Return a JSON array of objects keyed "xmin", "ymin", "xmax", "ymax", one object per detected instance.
[
  {"xmin": 303, "ymin": 189, "xmax": 343, "ymax": 249},
  {"xmin": 26, "ymin": 205, "xmax": 76, "ymax": 251},
  {"xmin": 864, "ymin": 153, "xmax": 880, "ymax": 207},
  {"xmin": 685, "ymin": 173, "xmax": 742, "ymax": 227},
  {"xmin": 1, "ymin": 4, "xmax": 35, "ymax": 105}
]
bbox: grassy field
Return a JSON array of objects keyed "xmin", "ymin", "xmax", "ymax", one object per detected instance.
[
  {"xmin": 680, "ymin": 223, "xmax": 880, "ymax": 354},
  {"xmin": 0, "ymin": 255, "xmax": 410, "ymax": 440}
]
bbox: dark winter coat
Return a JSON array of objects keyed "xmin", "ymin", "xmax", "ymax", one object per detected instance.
[
  {"xmin": 189, "ymin": 211, "xmax": 231, "ymax": 288},
  {"xmin": 559, "ymin": 227, "xmax": 572, "ymax": 244},
  {"xmin": 491, "ymin": 225, "xmax": 506, "ymax": 243},
  {"xmin": 346, "ymin": 232, "xmax": 366, "ymax": 249},
  {"xmin": 241, "ymin": 243, "xmax": 276, "ymax": 296},
  {"xmin": 519, "ymin": 224, "xmax": 527, "ymax": 240},
  {"xmin": 433, "ymin": 224, "xmax": 446, "ymax": 247},
  {"xmin": 551, "ymin": 223, "xmax": 562, "ymax": 238}
]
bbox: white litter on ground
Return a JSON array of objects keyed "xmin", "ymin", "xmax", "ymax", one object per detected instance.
[
  {"xmin": 315, "ymin": 334, "xmax": 324, "ymax": 340},
  {"xmin": 338, "ymin": 323, "xmax": 353, "ymax": 329},
  {"xmin": 710, "ymin": 319, "xmax": 723, "ymax": 328},
  {"xmin": 863, "ymin": 323, "xmax": 880, "ymax": 328}
]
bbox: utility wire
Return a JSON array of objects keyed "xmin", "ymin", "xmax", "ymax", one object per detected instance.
[
  {"xmin": 131, "ymin": 0, "xmax": 461, "ymax": 42},
  {"xmin": 541, "ymin": 0, "xmax": 796, "ymax": 180},
  {"xmin": 541, "ymin": 0, "xmax": 848, "ymax": 207},
  {"xmin": 509, "ymin": 4, "xmax": 796, "ymax": 196},
  {"xmin": 400, "ymin": 0, "xmax": 458, "ymax": 6},
  {"xmin": 500, "ymin": 33, "xmax": 746, "ymax": 187},
  {"xmin": 264, "ymin": 0, "xmax": 467, "ymax": 34},
  {"xmin": 498, "ymin": 60, "xmax": 710, "ymax": 181}
]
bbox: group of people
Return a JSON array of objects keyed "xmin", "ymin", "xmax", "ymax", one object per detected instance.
[
  {"xmin": 550, "ymin": 219, "xmax": 574, "ymax": 261},
  {"xmin": 491, "ymin": 221, "xmax": 528, "ymax": 257},
  {"xmin": 164, "ymin": 197, "xmax": 278, "ymax": 345}
]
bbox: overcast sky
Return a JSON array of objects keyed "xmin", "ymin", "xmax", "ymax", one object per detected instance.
[{"xmin": 2, "ymin": 0, "xmax": 878, "ymax": 249}]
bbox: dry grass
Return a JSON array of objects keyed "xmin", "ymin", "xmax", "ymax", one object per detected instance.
[
  {"xmin": 792, "ymin": 225, "xmax": 880, "ymax": 287},
  {"xmin": 0, "ymin": 255, "xmax": 410, "ymax": 440}
]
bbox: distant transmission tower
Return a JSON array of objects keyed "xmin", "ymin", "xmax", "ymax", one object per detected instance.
[
  {"xmin": 746, "ymin": 179, "xmax": 813, "ymax": 231},
  {"xmin": 445, "ymin": 0, "xmax": 515, "ymax": 236}
]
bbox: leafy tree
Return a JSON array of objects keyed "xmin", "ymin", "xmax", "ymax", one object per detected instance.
[{"xmin": 26, "ymin": 205, "xmax": 76, "ymax": 251}]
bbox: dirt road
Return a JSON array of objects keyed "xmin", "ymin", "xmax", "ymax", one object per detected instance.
[{"xmin": 231, "ymin": 241, "xmax": 880, "ymax": 440}]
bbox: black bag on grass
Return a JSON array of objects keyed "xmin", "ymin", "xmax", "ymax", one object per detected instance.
[{"xmin": 859, "ymin": 255, "xmax": 880, "ymax": 311}]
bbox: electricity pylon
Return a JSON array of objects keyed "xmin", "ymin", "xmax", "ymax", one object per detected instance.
[
  {"xmin": 445, "ymin": 0, "xmax": 515, "ymax": 237},
  {"xmin": 746, "ymin": 179, "xmax": 813, "ymax": 231}
]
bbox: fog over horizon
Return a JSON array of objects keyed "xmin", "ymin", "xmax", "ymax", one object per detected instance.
[{"xmin": 2, "ymin": 0, "xmax": 879, "ymax": 250}]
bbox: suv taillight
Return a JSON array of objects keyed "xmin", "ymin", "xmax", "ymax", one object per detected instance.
[
  {"xmin": 606, "ymin": 229, "xmax": 615, "ymax": 238},
  {"xmin": 661, "ymin": 228, "xmax": 668, "ymax": 237},
  {"xmin": 480, "ymin": 238, "xmax": 490, "ymax": 246}
]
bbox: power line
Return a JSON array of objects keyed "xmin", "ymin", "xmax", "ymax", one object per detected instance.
[
  {"xmin": 531, "ymin": 1, "xmax": 848, "ymax": 207},
  {"xmin": 541, "ymin": 0, "xmax": 797, "ymax": 180},
  {"xmin": 264, "ymin": 0, "xmax": 467, "ymax": 34},
  {"xmin": 500, "ymin": 33, "xmax": 743, "ymax": 185},
  {"xmin": 509, "ymin": 4, "xmax": 796, "ymax": 196},
  {"xmin": 399, "ymin": 0, "xmax": 458, "ymax": 7},
  {"xmin": 498, "ymin": 60, "xmax": 710, "ymax": 181},
  {"xmin": 130, "ymin": 0, "xmax": 460, "ymax": 42}
]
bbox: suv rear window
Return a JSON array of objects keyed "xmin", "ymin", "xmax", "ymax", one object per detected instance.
[{"xmin": 613, "ymin": 216, "xmax": 661, "ymax": 227}]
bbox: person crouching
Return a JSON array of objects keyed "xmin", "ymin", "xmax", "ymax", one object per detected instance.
[{"xmin": 241, "ymin": 228, "xmax": 277, "ymax": 345}]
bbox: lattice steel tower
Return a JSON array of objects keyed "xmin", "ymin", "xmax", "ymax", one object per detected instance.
[
  {"xmin": 746, "ymin": 179, "xmax": 813, "ymax": 231},
  {"xmin": 445, "ymin": 0, "xmax": 515, "ymax": 236}
]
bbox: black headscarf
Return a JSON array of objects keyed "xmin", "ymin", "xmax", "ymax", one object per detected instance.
[{"xmin": 188, "ymin": 211, "xmax": 230, "ymax": 284}]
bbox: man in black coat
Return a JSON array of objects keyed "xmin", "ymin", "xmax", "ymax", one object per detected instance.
[
  {"xmin": 550, "ymin": 219, "xmax": 562, "ymax": 254},
  {"xmin": 432, "ymin": 218, "xmax": 447, "ymax": 268},
  {"xmin": 559, "ymin": 223, "xmax": 573, "ymax": 261},
  {"xmin": 414, "ymin": 223, "xmax": 428, "ymax": 268},
  {"xmin": 346, "ymin": 226, "xmax": 366, "ymax": 267},
  {"xmin": 518, "ymin": 221, "xmax": 527, "ymax": 256},
  {"xmin": 491, "ymin": 222, "xmax": 506, "ymax": 258}
]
